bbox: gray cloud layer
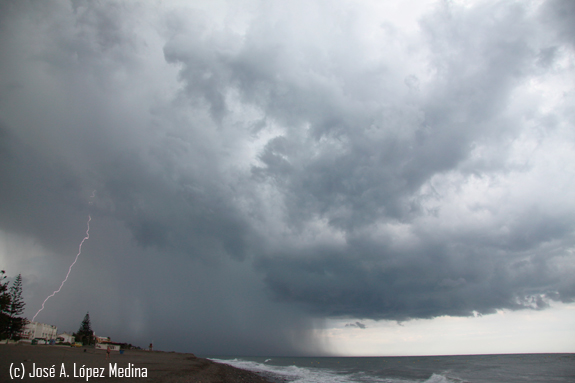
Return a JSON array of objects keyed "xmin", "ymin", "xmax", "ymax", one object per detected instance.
[{"xmin": 1, "ymin": 0, "xmax": 574, "ymax": 354}]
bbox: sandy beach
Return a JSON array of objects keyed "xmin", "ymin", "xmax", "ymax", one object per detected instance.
[{"xmin": 0, "ymin": 344, "xmax": 274, "ymax": 383}]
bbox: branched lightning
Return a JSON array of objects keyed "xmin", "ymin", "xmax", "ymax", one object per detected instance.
[{"xmin": 32, "ymin": 214, "xmax": 92, "ymax": 322}]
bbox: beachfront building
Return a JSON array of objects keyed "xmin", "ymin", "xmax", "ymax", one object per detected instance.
[
  {"xmin": 95, "ymin": 342, "xmax": 121, "ymax": 351},
  {"xmin": 96, "ymin": 336, "xmax": 110, "ymax": 343},
  {"xmin": 56, "ymin": 332, "xmax": 75, "ymax": 343},
  {"xmin": 22, "ymin": 321, "xmax": 58, "ymax": 340}
]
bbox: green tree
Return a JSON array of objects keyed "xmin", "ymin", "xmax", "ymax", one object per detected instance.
[
  {"xmin": 75, "ymin": 312, "xmax": 94, "ymax": 345},
  {"xmin": 7, "ymin": 274, "xmax": 26, "ymax": 339},
  {"xmin": 0, "ymin": 271, "xmax": 10, "ymax": 339}
]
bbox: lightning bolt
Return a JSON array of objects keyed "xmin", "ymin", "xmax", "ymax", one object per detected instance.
[{"xmin": 32, "ymin": 215, "xmax": 92, "ymax": 322}]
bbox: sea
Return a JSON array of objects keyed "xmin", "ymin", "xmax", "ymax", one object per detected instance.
[{"xmin": 208, "ymin": 354, "xmax": 575, "ymax": 383}]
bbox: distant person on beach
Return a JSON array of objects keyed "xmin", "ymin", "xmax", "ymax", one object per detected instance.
[
  {"xmin": 149, "ymin": 343, "xmax": 153, "ymax": 351},
  {"xmin": 106, "ymin": 345, "xmax": 111, "ymax": 360}
]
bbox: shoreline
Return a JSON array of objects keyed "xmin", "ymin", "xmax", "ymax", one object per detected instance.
[{"xmin": 0, "ymin": 343, "xmax": 275, "ymax": 382}]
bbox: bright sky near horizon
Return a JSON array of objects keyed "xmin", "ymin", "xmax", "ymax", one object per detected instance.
[
  {"xmin": 326, "ymin": 302, "xmax": 575, "ymax": 356},
  {"xmin": 1, "ymin": 0, "xmax": 574, "ymax": 356}
]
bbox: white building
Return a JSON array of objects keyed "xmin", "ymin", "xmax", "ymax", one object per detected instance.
[
  {"xmin": 95, "ymin": 336, "xmax": 110, "ymax": 343},
  {"xmin": 56, "ymin": 332, "xmax": 75, "ymax": 343},
  {"xmin": 95, "ymin": 342, "xmax": 120, "ymax": 351},
  {"xmin": 22, "ymin": 321, "xmax": 58, "ymax": 340}
]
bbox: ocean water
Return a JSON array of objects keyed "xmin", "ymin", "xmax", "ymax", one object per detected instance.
[{"xmin": 209, "ymin": 354, "xmax": 575, "ymax": 383}]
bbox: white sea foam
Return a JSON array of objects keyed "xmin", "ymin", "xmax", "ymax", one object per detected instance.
[
  {"xmin": 211, "ymin": 358, "xmax": 359, "ymax": 382},
  {"xmin": 209, "ymin": 358, "xmax": 453, "ymax": 383},
  {"xmin": 423, "ymin": 374, "xmax": 454, "ymax": 383},
  {"xmin": 210, "ymin": 354, "xmax": 573, "ymax": 383},
  {"xmin": 424, "ymin": 372, "xmax": 470, "ymax": 383}
]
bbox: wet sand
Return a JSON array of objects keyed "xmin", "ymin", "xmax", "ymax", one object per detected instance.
[{"xmin": 0, "ymin": 344, "xmax": 273, "ymax": 383}]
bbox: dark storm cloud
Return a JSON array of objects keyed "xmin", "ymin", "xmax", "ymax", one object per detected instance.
[
  {"xmin": 0, "ymin": 126, "xmax": 87, "ymax": 252},
  {"xmin": 257, "ymin": 227, "xmax": 575, "ymax": 320},
  {"xmin": 0, "ymin": 0, "xmax": 250, "ymax": 261},
  {"xmin": 0, "ymin": 0, "xmax": 315, "ymax": 355},
  {"xmin": 1, "ymin": 0, "xmax": 574, "ymax": 354},
  {"xmin": 542, "ymin": 0, "xmax": 575, "ymax": 47},
  {"xmin": 161, "ymin": 0, "xmax": 575, "ymax": 321},
  {"xmin": 345, "ymin": 322, "xmax": 366, "ymax": 329}
]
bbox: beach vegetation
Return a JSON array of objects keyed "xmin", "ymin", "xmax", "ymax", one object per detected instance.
[
  {"xmin": 7, "ymin": 274, "xmax": 26, "ymax": 340},
  {"xmin": 0, "ymin": 270, "xmax": 9, "ymax": 339},
  {"xmin": 75, "ymin": 311, "xmax": 95, "ymax": 345},
  {"xmin": 0, "ymin": 271, "xmax": 27, "ymax": 340}
]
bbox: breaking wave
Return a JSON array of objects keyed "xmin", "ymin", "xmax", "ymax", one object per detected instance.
[{"xmin": 209, "ymin": 358, "xmax": 461, "ymax": 383}]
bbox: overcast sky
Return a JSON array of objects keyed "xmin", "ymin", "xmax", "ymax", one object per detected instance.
[{"xmin": 1, "ymin": 0, "xmax": 574, "ymax": 356}]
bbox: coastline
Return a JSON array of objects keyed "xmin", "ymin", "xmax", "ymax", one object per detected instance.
[{"xmin": 0, "ymin": 344, "xmax": 274, "ymax": 382}]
